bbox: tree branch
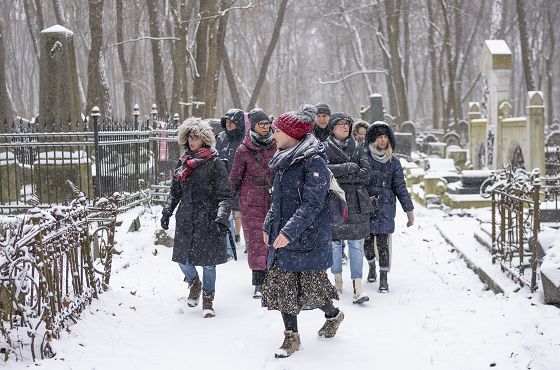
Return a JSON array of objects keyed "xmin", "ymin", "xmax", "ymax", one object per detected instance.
[{"xmin": 319, "ymin": 70, "xmax": 388, "ymax": 85}]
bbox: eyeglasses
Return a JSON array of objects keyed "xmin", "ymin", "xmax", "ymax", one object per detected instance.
[
  {"xmin": 335, "ymin": 121, "xmax": 351, "ymax": 128},
  {"xmin": 256, "ymin": 121, "xmax": 271, "ymax": 128},
  {"xmin": 187, "ymin": 133, "xmax": 200, "ymax": 140}
]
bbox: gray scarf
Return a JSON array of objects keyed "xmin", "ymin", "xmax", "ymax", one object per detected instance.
[
  {"xmin": 249, "ymin": 129, "xmax": 274, "ymax": 148},
  {"xmin": 369, "ymin": 143, "xmax": 389, "ymax": 163}
]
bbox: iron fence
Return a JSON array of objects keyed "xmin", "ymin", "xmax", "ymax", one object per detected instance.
[{"xmin": 0, "ymin": 106, "xmax": 183, "ymax": 213}]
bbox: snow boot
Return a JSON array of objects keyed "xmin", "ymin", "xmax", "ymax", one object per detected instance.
[
  {"xmin": 318, "ymin": 310, "xmax": 345, "ymax": 339},
  {"xmin": 367, "ymin": 260, "xmax": 377, "ymax": 283},
  {"xmin": 253, "ymin": 285, "xmax": 262, "ymax": 299},
  {"xmin": 379, "ymin": 271, "xmax": 389, "ymax": 293},
  {"xmin": 275, "ymin": 330, "xmax": 301, "ymax": 358},
  {"xmin": 334, "ymin": 274, "xmax": 343, "ymax": 293},
  {"xmin": 187, "ymin": 277, "xmax": 202, "ymax": 307},
  {"xmin": 352, "ymin": 279, "xmax": 369, "ymax": 304},
  {"xmin": 202, "ymin": 292, "xmax": 215, "ymax": 318}
]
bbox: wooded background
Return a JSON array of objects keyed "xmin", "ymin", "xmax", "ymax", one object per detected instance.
[{"xmin": 0, "ymin": 0, "xmax": 558, "ymax": 130}]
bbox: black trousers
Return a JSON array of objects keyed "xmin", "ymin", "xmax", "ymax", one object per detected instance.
[
  {"xmin": 281, "ymin": 302, "xmax": 339, "ymax": 333},
  {"xmin": 252, "ymin": 270, "xmax": 266, "ymax": 286},
  {"xmin": 364, "ymin": 233, "xmax": 390, "ymax": 270}
]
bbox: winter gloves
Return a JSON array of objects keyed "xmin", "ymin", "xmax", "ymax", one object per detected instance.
[
  {"xmin": 215, "ymin": 221, "xmax": 228, "ymax": 235},
  {"xmin": 161, "ymin": 213, "xmax": 170, "ymax": 230}
]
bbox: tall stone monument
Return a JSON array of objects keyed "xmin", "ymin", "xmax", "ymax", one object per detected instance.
[
  {"xmin": 480, "ymin": 40, "xmax": 512, "ymax": 170},
  {"xmin": 39, "ymin": 25, "xmax": 82, "ymax": 128}
]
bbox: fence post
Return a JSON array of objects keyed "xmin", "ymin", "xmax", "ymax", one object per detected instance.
[
  {"xmin": 530, "ymin": 171, "xmax": 541, "ymax": 292},
  {"xmin": 133, "ymin": 104, "xmax": 140, "ymax": 187},
  {"xmin": 151, "ymin": 104, "xmax": 158, "ymax": 183},
  {"xmin": 92, "ymin": 106, "xmax": 101, "ymax": 198}
]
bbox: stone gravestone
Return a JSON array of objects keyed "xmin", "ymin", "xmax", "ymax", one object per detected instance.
[
  {"xmin": 446, "ymin": 145, "xmax": 468, "ymax": 170},
  {"xmin": 457, "ymin": 120, "xmax": 469, "ymax": 146},
  {"xmin": 400, "ymin": 121, "xmax": 416, "ymax": 151},
  {"xmin": 546, "ymin": 131, "xmax": 560, "ymax": 148},
  {"xmin": 443, "ymin": 132, "xmax": 461, "ymax": 147},
  {"xmin": 394, "ymin": 133, "xmax": 413, "ymax": 157},
  {"xmin": 370, "ymin": 94, "xmax": 385, "ymax": 123},
  {"xmin": 35, "ymin": 25, "xmax": 91, "ymax": 203},
  {"xmin": 422, "ymin": 133, "xmax": 438, "ymax": 154}
]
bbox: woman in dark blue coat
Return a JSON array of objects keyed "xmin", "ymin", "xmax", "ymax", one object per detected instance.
[
  {"xmin": 364, "ymin": 121, "xmax": 414, "ymax": 293},
  {"xmin": 261, "ymin": 105, "xmax": 343, "ymax": 358}
]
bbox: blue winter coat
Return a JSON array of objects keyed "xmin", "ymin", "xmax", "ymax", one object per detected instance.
[
  {"xmin": 365, "ymin": 122, "xmax": 413, "ymax": 235},
  {"xmin": 263, "ymin": 134, "xmax": 332, "ymax": 272}
]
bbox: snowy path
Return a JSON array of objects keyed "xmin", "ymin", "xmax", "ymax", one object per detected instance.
[{"xmin": 9, "ymin": 203, "xmax": 560, "ymax": 370}]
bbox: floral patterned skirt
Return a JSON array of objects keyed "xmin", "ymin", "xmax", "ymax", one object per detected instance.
[{"xmin": 261, "ymin": 266, "xmax": 339, "ymax": 315}]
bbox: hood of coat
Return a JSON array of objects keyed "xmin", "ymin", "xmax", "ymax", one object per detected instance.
[
  {"xmin": 365, "ymin": 121, "xmax": 396, "ymax": 151},
  {"xmin": 269, "ymin": 132, "xmax": 326, "ymax": 172},
  {"xmin": 177, "ymin": 117, "xmax": 216, "ymax": 148}
]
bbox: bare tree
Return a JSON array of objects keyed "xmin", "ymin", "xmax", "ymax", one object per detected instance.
[
  {"xmin": 516, "ymin": 0, "xmax": 535, "ymax": 91},
  {"xmin": 544, "ymin": 0, "xmax": 556, "ymax": 126},
  {"xmin": 51, "ymin": 0, "xmax": 66, "ymax": 26},
  {"xmin": 438, "ymin": 0, "xmax": 458, "ymax": 131},
  {"xmin": 85, "ymin": 0, "xmax": 111, "ymax": 119},
  {"xmin": 0, "ymin": 21, "xmax": 14, "ymax": 128},
  {"xmin": 147, "ymin": 0, "xmax": 168, "ymax": 117},
  {"xmin": 427, "ymin": 0, "xmax": 440, "ymax": 129}
]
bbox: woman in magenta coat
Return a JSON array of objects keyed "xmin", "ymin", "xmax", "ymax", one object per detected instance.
[{"xmin": 229, "ymin": 108, "xmax": 276, "ymax": 298}]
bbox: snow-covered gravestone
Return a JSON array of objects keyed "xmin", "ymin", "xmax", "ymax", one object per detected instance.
[
  {"xmin": 541, "ymin": 243, "xmax": 560, "ymax": 305},
  {"xmin": 39, "ymin": 25, "xmax": 81, "ymax": 128},
  {"xmin": 34, "ymin": 25, "xmax": 92, "ymax": 202},
  {"xmin": 480, "ymin": 40, "xmax": 512, "ymax": 170}
]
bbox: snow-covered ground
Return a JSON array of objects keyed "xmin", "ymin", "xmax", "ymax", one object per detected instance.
[{"xmin": 6, "ymin": 203, "xmax": 560, "ymax": 370}]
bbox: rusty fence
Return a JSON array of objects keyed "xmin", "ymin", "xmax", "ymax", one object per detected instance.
[{"xmin": 0, "ymin": 183, "xmax": 119, "ymax": 362}]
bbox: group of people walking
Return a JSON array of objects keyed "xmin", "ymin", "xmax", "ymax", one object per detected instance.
[{"xmin": 161, "ymin": 103, "xmax": 414, "ymax": 357}]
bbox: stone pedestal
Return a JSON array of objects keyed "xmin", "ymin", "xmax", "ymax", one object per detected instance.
[
  {"xmin": 0, "ymin": 152, "xmax": 22, "ymax": 204},
  {"xmin": 447, "ymin": 147, "xmax": 468, "ymax": 170}
]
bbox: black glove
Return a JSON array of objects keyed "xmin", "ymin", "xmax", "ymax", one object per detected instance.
[
  {"xmin": 161, "ymin": 214, "xmax": 170, "ymax": 230},
  {"xmin": 215, "ymin": 221, "xmax": 228, "ymax": 235}
]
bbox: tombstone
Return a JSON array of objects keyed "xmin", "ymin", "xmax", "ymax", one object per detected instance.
[
  {"xmin": 547, "ymin": 131, "xmax": 560, "ymax": 148},
  {"xmin": 447, "ymin": 145, "xmax": 468, "ymax": 170},
  {"xmin": 0, "ymin": 152, "xmax": 22, "ymax": 203},
  {"xmin": 428, "ymin": 142, "xmax": 447, "ymax": 158},
  {"xmin": 39, "ymin": 25, "xmax": 82, "ymax": 130},
  {"xmin": 394, "ymin": 133, "xmax": 413, "ymax": 157},
  {"xmin": 400, "ymin": 121, "xmax": 416, "ymax": 151},
  {"xmin": 446, "ymin": 170, "xmax": 492, "ymax": 195},
  {"xmin": 443, "ymin": 132, "xmax": 461, "ymax": 147},
  {"xmin": 457, "ymin": 120, "xmax": 469, "ymax": 146},
  {"xmin": 480, "ymin": 40, "xmax": 512, "ymax": 169},
  {"xmin": 422, "ymin": 134, "xmax": 438, "ymax": 153},
  {"xmin": 468, "ymin": 102, "xmax": 488, "ymax": 169},
  {"xmin": 526, "ymin": 91, "xmax": 545, "ymax": 175},
  {"xmin": 370, "ymin": 94, "xmax": 385, "ymax": 123}
]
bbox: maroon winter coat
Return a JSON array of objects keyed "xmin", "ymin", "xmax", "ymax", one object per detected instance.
[{"xmin": 229, "ymin": 135, "xmax": 276, "ymax": 271}]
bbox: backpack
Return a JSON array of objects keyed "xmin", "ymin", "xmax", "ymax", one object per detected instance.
[{"xmin": 304, "ymin": 156, "xmax": 348, "ymax": 226}]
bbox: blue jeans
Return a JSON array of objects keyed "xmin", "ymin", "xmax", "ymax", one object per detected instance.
[
  {"xmin": 331, "ymin": 239, "xmax": 364, "ymax": 279},
  {"xmin": 226, "ymin": 215, "xmax": 235, "ymax": 258},
  {"xmin": 178, "ymin": 262, "xmax": 216, "ymax": 294}
]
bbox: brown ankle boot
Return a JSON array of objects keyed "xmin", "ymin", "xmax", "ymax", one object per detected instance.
[
  {"xmin": 274, "ymin": 330, "xmax": 301, "ymax": 358},
  {"xmin": 202, "ymin": 292, "xmax": 215, "ymax": 318},
  {"xmin": 187, "ymin": 278, "xmax": 202, "ymax": 307},
  {"xmin": 318, "ymin": 310, "xmax": 345, "ymax": 339}
]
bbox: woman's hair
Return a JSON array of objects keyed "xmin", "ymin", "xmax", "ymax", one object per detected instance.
[
  {"xmin": 351, "ymin": 120, "xmax": 370, "ymax": 138},
  {"xmin": 178, "ymin": 117, "xmax": 216, "ymax": 148},
  {"xmin": 374, "ymin": 135, "xmax": 393, "ymax": 160}
]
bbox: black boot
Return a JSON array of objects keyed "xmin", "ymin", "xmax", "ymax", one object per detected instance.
[
  {"xmin": 367, "ymin": 260, "xmax": 377, "ymax": 283},
  {"xmin": 379, "ymin": 271, "xmax": 389, "ymax": 293}
]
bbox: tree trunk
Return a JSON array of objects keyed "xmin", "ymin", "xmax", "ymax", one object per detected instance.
[
  {"xmin": 545, "ymin": 0, "xmax": 555, "ymax": 127},
  {"xmin": 51, "ymin": 0, "xmax": 65, "ymax": 26},
  {"xmin": 516, "ymin": 0, "xmax": 535, "ymax": 91},
  {"xmin": 376, "ymin": 22, "xmax": 397, "ymax": 119},
  {"xmin": 247, "ymin": 0, "xmax": 289, "ymax": 110},
  {"xmin": 116, "ymin": 0, "xmax": 132, "ymax": 118},
  {"xmin": 191, "ymin": 0, "xmax": 216, "ymax": 117},
  {"xmin": 147, "ymin": 0, "xmax": 169, "ymax": 117},
  {"xmin": 222, "ymin": 45, "xmax": 242, "ymax": 108},
  {"xmin": 167, "ymin": 0, "xmax": 181, "ymax": 117},
  {"xmin": 384, "ymin": 0, "xmax": 408, "ymax": 125},
  {"xmin": 490, "ymin": 0, "xmax": 504, "ymax": 39},
  {"xmin": 0, "ymin": 21, "xmax": 14, "ymax": 129},
  {"xmin": 427, "ymin": 0, "xmax": 440, "ymax": 129},
  {"xmin": 438, "ymin": 0, "xmax": 458, "ymax": 132},
  {"xmin": 85, "ymin": 0, "xmax": 111, "ymax": 119},
  {"xmin": 204, "ymin": 0, "xmax": 225, "ymax": 118},
  {"xmin": 22, "ymin": 0, "xmax": 41, "ymax": 64},
  {"xmin": 402, "ymin": 0, "xmax": 410, "ymax": 90}
]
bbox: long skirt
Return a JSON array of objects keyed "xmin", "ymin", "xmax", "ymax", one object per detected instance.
[{"xmin": 261, "ymin": 265, "xmax": 338, "ymax": 316}]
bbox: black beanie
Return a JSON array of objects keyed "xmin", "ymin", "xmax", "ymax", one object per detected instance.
[
  {"xmin": 248, "ymin": 108, "xmax": 269, "ymax": 130},
  {"xmin": 316, "ymin": 103, "xmax": 331, "ymax": 116}
]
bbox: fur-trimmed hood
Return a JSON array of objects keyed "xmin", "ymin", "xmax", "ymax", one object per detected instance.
[
  {"xmin": 365, "ymin": 121, "xmax": 396, "ymax": 150},
  {"xmin": 178, "ymin": 117, "xmax": 216, "ymax": 148}
]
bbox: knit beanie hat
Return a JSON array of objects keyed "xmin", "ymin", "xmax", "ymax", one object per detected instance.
[
  {"xmin": 273, "ymin": 104, "xmax": 317, "ymax": 141},
  {"xmin": 316, "ymin": 103, "xmax": 331, "ymax": 116},
  {"xmin": 248, "ymin": 108, "xmax": 269, "ymax": 130}
]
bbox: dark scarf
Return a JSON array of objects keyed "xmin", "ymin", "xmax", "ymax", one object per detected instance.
[
  {"xmin": 329, "ymin": 135, "xmax": 351, "ymax": 151},
  {"xmin": 174, "ymin": 147, "xmax": 217, "ymax": 181},
  {"xmin": 313, "ymin": 125, "xmax": 330, "ymax": 142},
  {"xmin": 269, "ymin": 133, "xmax": 323, "ymax": 172},
  {"xmin": 249, "ymin": 129, "xmax": 274, "ymax": 148}
]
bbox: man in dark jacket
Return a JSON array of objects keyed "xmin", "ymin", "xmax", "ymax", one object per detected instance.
[
  {"xmin": 261, "ymin": 105, "xmax": 343, "ymax": 359},
  {"xmin": 326, "ymin": 112, "xmax": 374, "ymax": 304},
  {"xmin": 364, "ymin": 121, "xmax": 414, "ymax": 293},
  {"xmin": 161, "ymin": 118, "xmax": 233, "ymax": 318},
  {"xmin": 313, "ymin": 103, "xmax": 331, "ymax": 142},
  {"xmin": 216, "ymin": 108, "xmax": 245, "ymax": 256}
]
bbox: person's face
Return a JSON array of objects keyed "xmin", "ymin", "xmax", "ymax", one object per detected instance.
[
  {"xmin": 355, "ymin": 127, "xmax": 367, "ymax": 144},
  {"xmin": 316, "ymin": 113, "xmax": 330, "ymax": 128},
  {"xmin": 188, "ymin": 132, "xmax": 203, "ymax": 151},
  {"xmin": 374, "ymin": 134, "xmax": 389, "ymax": 149},
  {"xmin": 225, "ymin": 119, "xmax": 236, "ymax": 132},
  {"xmin": 332, "ymin": 120, "xmax": 350, "ymax": 141},
  {"xmin": 254, "ymin": 120, "xmax": 271, "ymax": 136},
  {"xmin": 273, "ymin": 128, "xmax": 298, "ymax": 150}
]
